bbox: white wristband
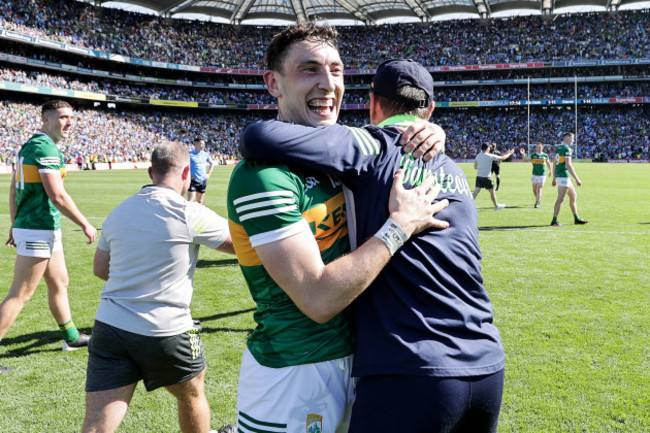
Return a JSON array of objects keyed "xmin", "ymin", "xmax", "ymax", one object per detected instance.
[{"xmin": 374, "ymin": 218, "xmax": 408, "ymax": 256}]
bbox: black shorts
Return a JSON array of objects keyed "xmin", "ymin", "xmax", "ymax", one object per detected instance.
[
  {"xmin": 491, "ymin": 164, "xmax": 500, "ymax": 175},
  {"xmin": 475, "ymin": 176, "xmax": 494, "ymax": 190},
  {"xmin": 188, "ymin": 178, "xmax": 207, "ymax": 194},
  {"xmin": 350, "ymin": 369, "xmax": 504, "ymax": 433},
  {"xmin": 85, "ymin": 320, "xmax": 205, "ymax": 392}
]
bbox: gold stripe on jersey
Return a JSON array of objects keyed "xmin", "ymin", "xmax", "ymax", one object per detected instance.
[
  {"xmin": 20, "ymin": 164, "xmax": 41, "ymax": 183},
  {"xmin": 302, "ymin": 191, "xmax": 348, "ymax": 252},
  {"xmin": 557, "ymin": 156, "xmax": 566, "ymax": 163},
  {"xmin": 230, "ymin": 191, "xmax": 348, "ymax": 266},
  {"xmin": 348, "ymin": 127, "xmax": 379, "ymax": 156},
  {"xmin": 229, "ymin": 220, "xmax": 262, "ymax": 267},
  {"xmin": 531, "ymin": 158, "xmax": 546, "ymax": 164}
]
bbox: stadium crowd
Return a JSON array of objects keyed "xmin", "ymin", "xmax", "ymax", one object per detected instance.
[
  {"xmin": 1, "ymin": 0, "xmax": 648, "ymax": 69},
  {"xmin": 1, "ymin": 98, "xmax": 647, "ymax": 165},
  {"xmin": 0, "ymin": 2, "xmax": 647, "ymax": 165},
  {"xmin": 0, "ymin": 100, "xmax": 248, "ymax": 166},
  {"xmin": 1, "ymin": 67, "xmax": 647, "ymax": 105}
]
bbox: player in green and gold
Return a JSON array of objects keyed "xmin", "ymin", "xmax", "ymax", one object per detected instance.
[
  {"xmin": 551, "ymin": 132, "xmax": 588, "ymax": 226},
  {"xmin": 0, "ymin": 100, "xmax": 97, "ymax": 373},
  {"xmin": 520, "ymin": 143, "xmax": 552, "ymax": 208}
]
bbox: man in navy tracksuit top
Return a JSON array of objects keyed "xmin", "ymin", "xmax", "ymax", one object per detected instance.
[{"xmin": 240, "ymin": 59, "xmax": 505, "ymax": 433}]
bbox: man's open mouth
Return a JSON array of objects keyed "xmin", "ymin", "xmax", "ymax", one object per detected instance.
[{"xmin": 308, "ymin": 99, "xmax": 335, "ymax": 114}]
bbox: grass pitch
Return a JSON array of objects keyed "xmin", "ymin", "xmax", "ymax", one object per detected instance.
[{"xmin": 0, "ymin": 162, "xmax": 648, "ymax": 432}]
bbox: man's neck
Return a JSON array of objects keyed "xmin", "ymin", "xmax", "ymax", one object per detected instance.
[
  {"xmin": 377, "ymin": 114, "xmax": 421, "ymax": 128},
  {"xmin": 36, "ymin": 130, "xmax": 58, "ymax": 144}
]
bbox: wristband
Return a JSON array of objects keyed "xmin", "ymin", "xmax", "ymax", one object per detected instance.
[{"xmin": 374, "ymin": 218, "xmax": 408, "ymax": 256}]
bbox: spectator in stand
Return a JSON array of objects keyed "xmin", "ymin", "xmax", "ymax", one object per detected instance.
[{"xmin": 1, "ymin": 0, "xmax": 648, "ymax": 68}]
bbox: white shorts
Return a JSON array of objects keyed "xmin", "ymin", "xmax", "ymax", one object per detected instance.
[
  {"xmin": 531, "ymin": 175, "xmax": 547, "ymax": 185},
  {"xmin": 556, "ymin": 177, "xmax": 573, "ymax": 188},
  {"xmin": 236, "ymin": 348, "xmax": 354, "ymax": 433},
  {"xmin": 12, "ymin": 228, "xmax": 63, "ymax": 258}
]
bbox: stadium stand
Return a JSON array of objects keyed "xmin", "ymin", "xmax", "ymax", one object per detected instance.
[{"xmin": 0, "ymin": 0, "xmax": 648, "ymax": 164}]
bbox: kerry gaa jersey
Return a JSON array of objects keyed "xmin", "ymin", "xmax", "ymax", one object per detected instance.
[
  {"xmin": 554, "ymin": 144, "xmax": 572, "ymax": 178},
  {"xmin": 14, "ymin": 133, "xmax": 66, "ymax": 230},
  {"xmin": 530, "ymin": 152, "xmax": 550, "ymax": 176},
  {"xmin": 240, "ymin": 116, "xmax": 505, "ymax": 378},
  {"xmin": 227, "ymin": 160, "xmax": 352, "ymax": 368}
]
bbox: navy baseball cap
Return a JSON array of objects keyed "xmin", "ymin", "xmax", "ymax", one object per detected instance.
[{"xmin": 371, "ymin": 59, "xmax": 434, "ymax": 108}]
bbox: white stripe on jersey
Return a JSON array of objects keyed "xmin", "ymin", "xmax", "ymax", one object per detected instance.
[
  {"xmin": 239, "ymin": 205, "xmax": 298, "ymax": 222},
  {"xmin": 39, "ymin": 157, "xmax": 61, "ymax": 165},
  {"xmin": 233, "ymin": 190, "xmax": 293, "ymax": 206},
  {"xmin": 236, "ymin": 198, "xmax": 295, "ymax": 213},
  {"xmin": 348, "ymin": 127, "xmax": 379, "ymax": 156},
  {"xmin": 39, "ymin": 169, "xmax": 62, "ymax": 175}
]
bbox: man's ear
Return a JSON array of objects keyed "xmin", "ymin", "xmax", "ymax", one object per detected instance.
[
  {"xmin": 263, "ymin": 70, "xmax": 282, "ymax": 98},
  {"xmin": 369, "ymin": 93, "xmax": 383, "ymax": 125},
  {"xmin": 148, "ymin": 166, "xmax": 154, "ymax": 181},
  {"xmin": 427, "ymin": 104, "xmax": 434, "ymax": 119},
  {"xmin": 182, "ymin": 164, "xmax": 190, "ymax": 180}
]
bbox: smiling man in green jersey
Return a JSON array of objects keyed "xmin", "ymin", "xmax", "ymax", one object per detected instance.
[
  {"xmin": 551, "ymin": 132, "xmax": 589, "ymax": 226},
  {"xmin": 0, "ymin": 100, "xmax": 97, "ymax": 373}
]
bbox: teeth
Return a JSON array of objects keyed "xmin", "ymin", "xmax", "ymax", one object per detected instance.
[{"xmin": 309, "ymin": 100, "xmax": 332, "ymax": 107}]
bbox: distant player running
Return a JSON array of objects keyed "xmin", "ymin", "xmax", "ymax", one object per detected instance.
[
  {"xmin": 551, "ymin": 132, "xmax": 588, "ymax": 226},
  {"xmin": 520, "ymin": 143, "xmax": 552, "ymax": 208}
]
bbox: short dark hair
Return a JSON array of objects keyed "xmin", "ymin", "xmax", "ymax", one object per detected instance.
[
  {"xmin": 481, "ymin": 143, "xmax": 491, "ymax": 151},
  {"xmin": 374, "ymin": 85, "xmax": 431, "ymax": 120},
  {"xmin": 151, "ymin": 141, "xmax": 189, "ymax": 179},
  {"xmin": 562, "ymin": 132, "xmax": 574, "ymax": 139},
  {"xmin": 42, "ymin": 100, "xmax": 72, "ymax": 115},
  {"xmin": 265, "ymin": 22, "xmax": 340, "ymax": 73}
]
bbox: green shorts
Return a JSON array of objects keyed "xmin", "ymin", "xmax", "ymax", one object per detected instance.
[{"xmin": 85, "ymin": 320, "xmax": 205, "ymax": 392}]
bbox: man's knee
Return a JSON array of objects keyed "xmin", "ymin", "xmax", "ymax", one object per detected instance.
[
  {"xmin": 167, "ymin": 369, "xmax": 206, "ymax": 401},
  {"xmin": 44, "ymin": 252, "xmax": 70, "ymax": 290}
]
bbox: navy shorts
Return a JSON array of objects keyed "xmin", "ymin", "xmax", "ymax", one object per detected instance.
[
  {"xmin": 189, "ymin": 178, "xmax": 207, "ymax": 194},
  {"xmin": 349, "ymin": 369, "xmax": 504, "ymax": 433},
  {"xmin": 85, "ymin": 320, "xmax": 205, "ymax": 392}
]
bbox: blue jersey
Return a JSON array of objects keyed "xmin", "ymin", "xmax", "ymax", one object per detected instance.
[
  {"xmin": 189, "ymin": 150, "xmax": 211, "ymax": 182},
  {"xmin": 239, "ymin": 117, "xmax": 505, "ymax": 378}
]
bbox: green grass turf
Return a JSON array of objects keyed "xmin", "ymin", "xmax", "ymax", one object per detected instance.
[{"xmin": 0, "ymin": 162, "xmax": 648, "ymax": 432}]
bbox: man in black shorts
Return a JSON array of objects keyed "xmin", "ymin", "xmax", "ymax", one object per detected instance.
[
  {"xmin": 473, "ymin": 143, "xmax": 514, "ymax": 210},
  {"xmin": 82, "ymin": 141, "xmax": 234, "ymax": 433}
]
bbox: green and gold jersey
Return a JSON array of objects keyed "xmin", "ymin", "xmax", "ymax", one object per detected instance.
[
  {"xmin": 227, "ymin": 160, "xmax": 352, "ymax": 368},
  {"xmin": 530, "ymin": 152, "xmax": 549, "ymax": 176},
  {"xmin": 14, "ymin": 133, "xmax": 66, "ymax": 230},
  {"xmin": 554, "ymin": 144, "xmax": 572, "ymax": 178}
]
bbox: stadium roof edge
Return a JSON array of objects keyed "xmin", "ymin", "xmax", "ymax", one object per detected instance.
[{"xmin": 95, "ymin": 0, "xmax": 650, "ymax": 23}]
